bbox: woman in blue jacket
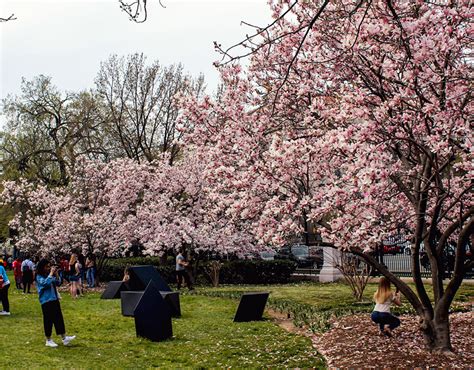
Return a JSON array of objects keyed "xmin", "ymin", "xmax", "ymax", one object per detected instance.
[
  {"xmin": 36, "ymin": 259, "xmax": 76, "ymax": 348},
  {"xmin": 0, "ymin": 264, "xmax": 10, "ymax": 315}
]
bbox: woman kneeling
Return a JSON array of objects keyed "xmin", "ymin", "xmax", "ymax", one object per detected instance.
[
  {"xmin": 36, "ymin": 259, "xmax": 76, "ymax": 347},
  {"xmin": 371, "ymin": 276, "xmax": 401, "ymax": 337}
]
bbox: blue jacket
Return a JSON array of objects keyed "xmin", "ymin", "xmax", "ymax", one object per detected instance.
[
  {"xmin": 0, "ymin": 266, "xmax": 10, "ymax": 287},
  {"xmin": 36, "ymin": 274, "xmax": 61, "ymax": 305}
]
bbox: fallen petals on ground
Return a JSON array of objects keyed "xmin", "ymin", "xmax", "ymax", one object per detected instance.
[{"xmin": 311, "ymin": 312, "xmax": 474, "ymax": 368}]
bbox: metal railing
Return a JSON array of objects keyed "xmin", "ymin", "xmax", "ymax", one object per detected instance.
[{"xmin": 294, "ymin": 252, "xmax": 473, "ymax": 279}]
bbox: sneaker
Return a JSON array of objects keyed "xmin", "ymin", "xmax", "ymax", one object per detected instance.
[
  {"xmin": 62, "ymin": 335, "xmax": 76, "ymax": 346},
  {"xmin": 0, "ymin": 311, "xmax": 10, "ymax": 316},
  {"xmin": 46, "ymin": 340, "xmax": 58, "ymax": 348}
]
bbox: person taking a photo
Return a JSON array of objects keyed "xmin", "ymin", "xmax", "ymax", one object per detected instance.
[{"xmin": 36, "ymin": 258, "xmax": 76, "ymax": 348}]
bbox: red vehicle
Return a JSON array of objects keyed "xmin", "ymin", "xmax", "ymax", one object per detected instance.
[{"xmin": 383, "ymin": 245, "xmax": 401, "ymax": 255}]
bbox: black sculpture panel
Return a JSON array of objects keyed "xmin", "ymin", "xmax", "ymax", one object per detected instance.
[
  {"xmin": 128, "ymin": 265, "xmax": 171, "ymax": 292},
  {"xmin": 101, "ymin": 281, "xmax": 129, "ymax": 299},
  {"xmin": 134, "ymin": 281, "xmax": 173, "ymax": 341},
  {"xmin": 160, "ymin": 291, "xmax": 181, "ymax": 317},
  {"xmin": 121, "ymin": 291, "xmax": 144, "ymax": 316},
  {"xmin": 233, "ymin": 292, "xmax": 269, "ymax": 322}
]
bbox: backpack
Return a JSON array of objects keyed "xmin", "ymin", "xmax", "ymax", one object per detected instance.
[
  {"xmin": 22, "ymin": 263, "xmax": 30, "ymax": 273},
  {"xmin": 0, "ymin": 274, "xmax": 4, "ymax": 289}
]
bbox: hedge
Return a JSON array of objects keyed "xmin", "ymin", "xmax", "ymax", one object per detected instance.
[
  {"xmin": 217, "ymin": 259, "xmax": 297, "ymax": 284},
  {"xmin": 99, "ymin": 257, "xmax": 176, "ymax": 283},
  {"xmin": 100, "ymin": 257, "xmax": 297, "ymax": 285}
]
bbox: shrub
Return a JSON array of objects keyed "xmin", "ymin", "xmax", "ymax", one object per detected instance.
[
  {"xmin": 100, "ymin": 256, "xmax": 176, "ymax": 284},
  {"xmin": 217, "ymin": 259, "xmax": 297, "ymax": 285},
  {"xmin": 101, "ymin": 257, "xmax": 297, "ymax": 286}
]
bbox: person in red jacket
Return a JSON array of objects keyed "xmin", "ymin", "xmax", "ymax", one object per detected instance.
[{"xmin": 12, "ymin": 258, "xmax": 23, "ymax": 290}]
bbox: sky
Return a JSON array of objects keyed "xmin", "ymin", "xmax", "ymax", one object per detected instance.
[{"xmin": 0, "ymin": 0, "xmax": 272, "ymax": 103}]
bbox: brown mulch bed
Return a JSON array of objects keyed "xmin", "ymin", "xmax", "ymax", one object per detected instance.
[{"xmin": 311, "ymin": 312, "xmax": 474, "ymax": 368}]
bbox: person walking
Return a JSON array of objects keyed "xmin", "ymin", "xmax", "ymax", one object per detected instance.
[
  {"xmin": 36, "ymin": 259, "xmax": 76, "ymax": 347},
  {"xmin": 0, "ymin": 263, "xmax": 11, "ymax": 315},
  {"xmin": 12, "ymin": 257, "xmax": 23, "ymax": 290},
  {"xmin": 371, "ymin": 277, "xmax": 402, "ymax": 337},
  {"xmin": 21, "ymin": 257, "xmax": 35, "ymax": 293},
  {"xmin": 175, "ymin": 250, "xmax": 193, "ymax": 290}
]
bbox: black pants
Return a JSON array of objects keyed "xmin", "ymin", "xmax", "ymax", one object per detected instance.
[
  {"xmin": 41, "ymin": 300, "xmax": 66, "ymax": 337},
  {"xmin": 371, "ymin": 311, "xmax": 400, "ymax": 332},
  {"xmin": 0, "ymin": 284, "xmax": 10, "ymax": 312},
  {"xmin": 176, "ymin": 270, "xmax": 192, "ymax": 290},
  {"xmin": 22, "ymin": 271, "xmax": 33, "ymax": 293}
]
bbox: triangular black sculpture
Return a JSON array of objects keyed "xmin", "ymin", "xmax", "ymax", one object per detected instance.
[
  {"xmin": 101, "ymin": 281, "xmax": 129, "ymax": 299},
  {"xmin": 128, "ymin": 265, "xmax": 172, "ymax": 292},
  {"xmin": 134, "ymin": 281, "xmax": 173, "ymax": 342},
  {"xmin": 233, "ymin": 292, "xmax": 270, "ymax": 322}
]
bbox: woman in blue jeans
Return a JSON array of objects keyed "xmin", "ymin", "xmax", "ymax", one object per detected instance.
[
  {"xmin": 85, "ymin": 254, "xmax": 96, "ymax": 288},
  {"xmin": 371, "ymin": 277, "xmax": 401, "ymax": 336}
]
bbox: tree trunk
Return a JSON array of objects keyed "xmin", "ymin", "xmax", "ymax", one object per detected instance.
[
  {"xmin": 96, "ymin": 254, "xmax": 108, "ymax": 286},
  {"xmin": 420, "ymin": 311, "xmax": 452, "ymax": 353},
  {"xmin": 159, "ymin": 250, "xmax": 168, "ymax": 265}
]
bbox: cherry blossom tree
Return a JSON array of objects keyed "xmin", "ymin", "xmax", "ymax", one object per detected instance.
[
  {"xmin": 182, "ymin": 0, "xmax": 472, "ymax": 352},
  {"xmin": 2, "ymin": 154, "xmax": 256, "ymax": 276}
]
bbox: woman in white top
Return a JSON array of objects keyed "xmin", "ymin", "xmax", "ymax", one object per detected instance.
[
  {"xmin": 68, "ymin": 254, "xmax": 82, "ymax": 298},
  {"xmin": 371, "ymin": 277, "xmax": 401, "ymax": 336}
]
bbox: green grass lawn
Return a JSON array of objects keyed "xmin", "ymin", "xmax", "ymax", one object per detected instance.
[
  {"xmin": 190, "ymin": 281, "xmax": 473, "ymax": 332},
  {"xmin": 2, "ymin": 283, "xmax": 323, "ymax": 368},
  {"xmin": 3, "ymin": 273, "xmax": 472, "ymax": 368},
  {"xmin": 195, "ymin": 281, "xmax": 474, "ymax": 309}
]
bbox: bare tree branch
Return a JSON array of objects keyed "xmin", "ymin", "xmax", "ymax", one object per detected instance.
[
  {"xmin": 0, "ymin": 14, "xmax": 16, "ymax": 22},
  {"xmin": 118, "ymin": 0, "xmax": 166, "ymax": 23}
]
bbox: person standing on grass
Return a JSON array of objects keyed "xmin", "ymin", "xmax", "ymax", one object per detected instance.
[
  {"xmin": 85, "ymin": 254, "xmax": 96, "ymax": 288},
  {"xmin": 21, "ymin": 256, "xmax": 35, "ymax": 293},
  {"xmin": 59, "ymin": 255, "xmax": 69, "ymax": 283},
  {"xmin": 176, "ymin": 250, "xmax": 193, "ymax": 290},
  {"xmin": 12, "ymin": 257, "xmax": 23, "ymax": 290},
  {"xmin": 371, "ymin": 276, "xmax": 401, "ymax": 337},
  {"xmin": 36, "ymin": 258, "xmax": 76, "ymax": 348},
  {"xmin": 0, "ymin": 263, "xmax": 11, "ymax": 315},
  {"xmin": 69, "ymin": 254, "xmax": 82, "ymax": 298},
  {"xmin": 78, "ymin": 254, "xmax": 86, "ymax": 291}
]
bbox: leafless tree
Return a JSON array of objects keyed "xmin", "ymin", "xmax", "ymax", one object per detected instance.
[
  {"xmin": 334, "ymin": 252, "xmax": 373, "ymax": 302},
  {"xmin": 206, "ymin": 260, "xmax": 224, "ymax": 287},
  {"xmin": 1, "ymin": 76, "xmax": 107, "ymax": 185},
  {"xmin": 95, "ymin": 53, "xmax": 205, "ymax": 164}
]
